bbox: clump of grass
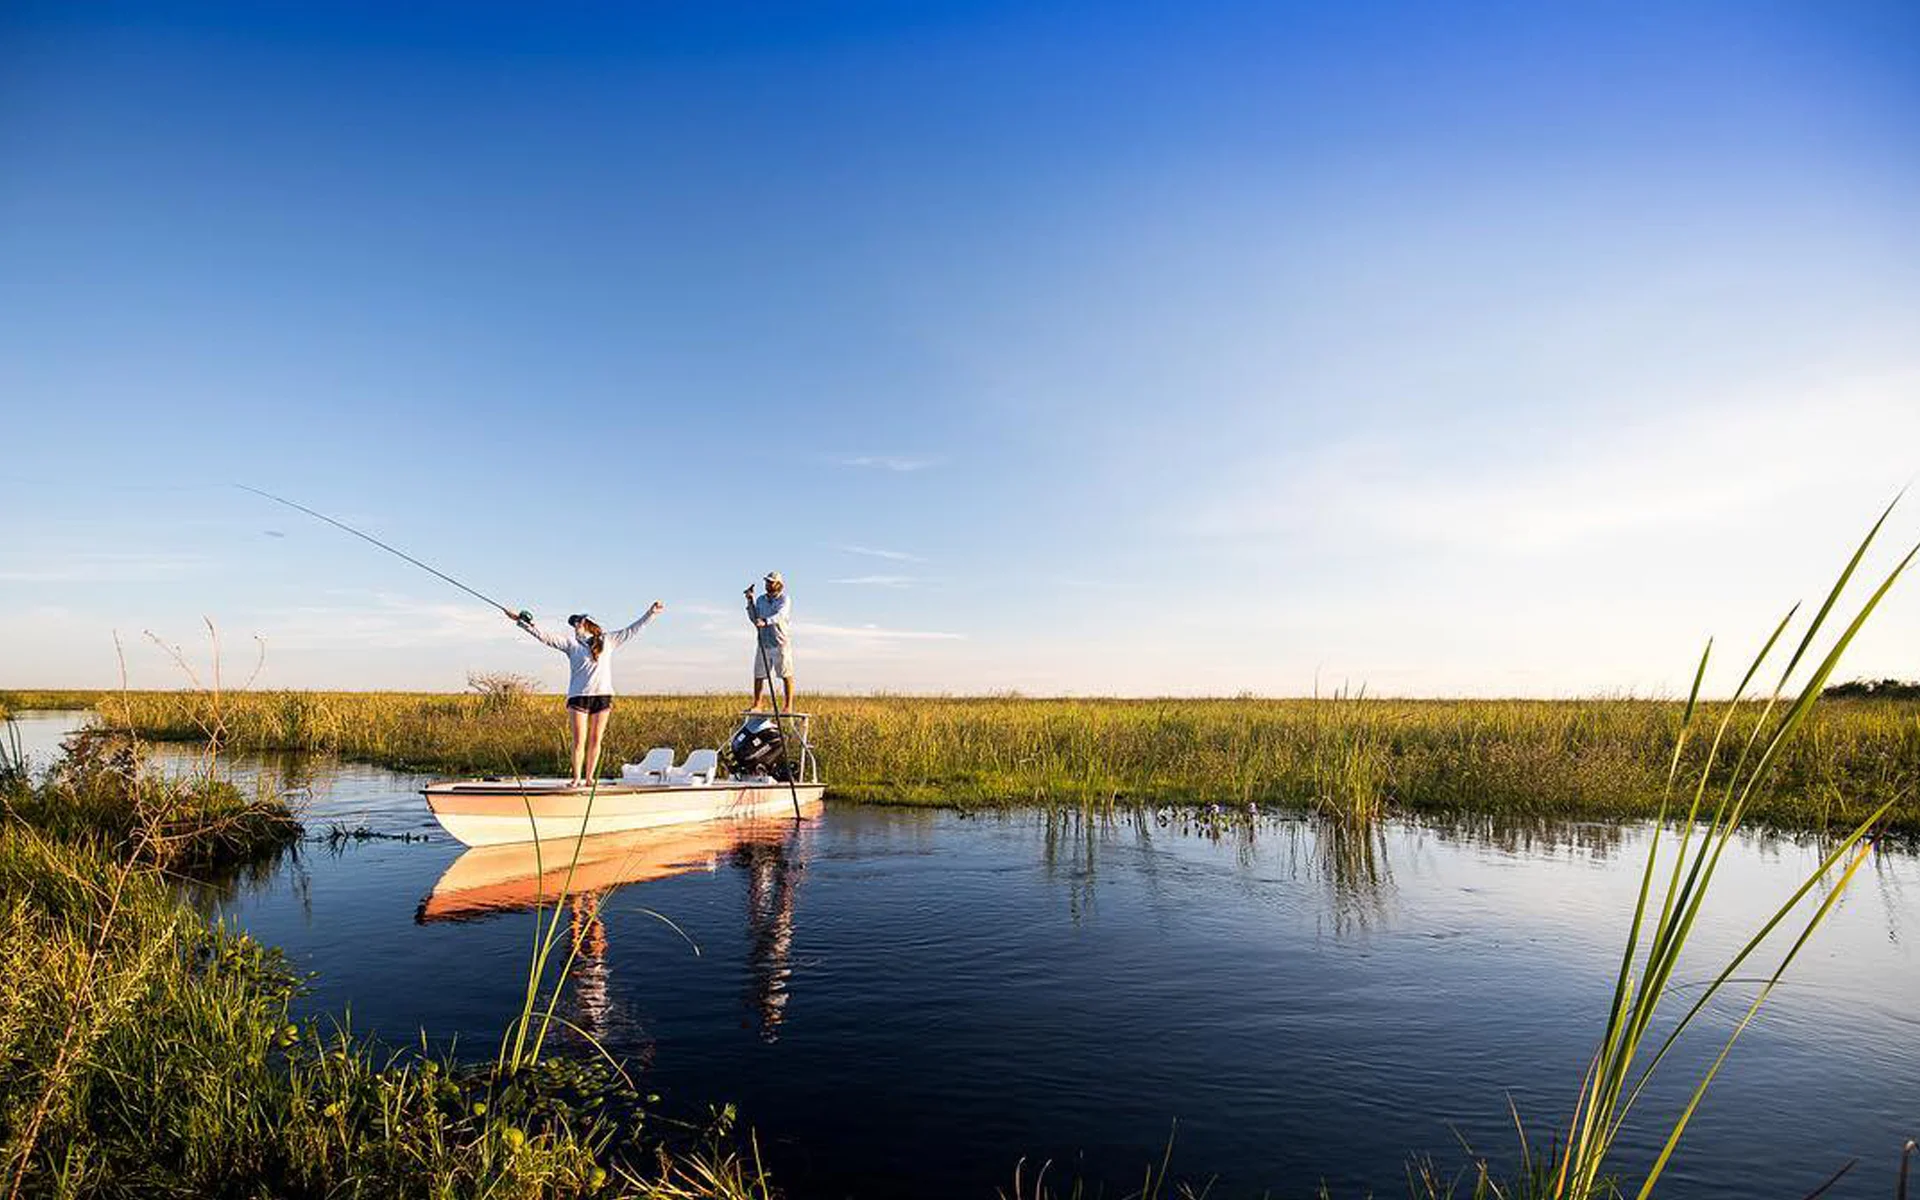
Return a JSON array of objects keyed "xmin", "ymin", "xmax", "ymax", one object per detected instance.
[
  {"xmin": 0, "ymin": 827, "xmax": 619, "ymax": 1196},
  {"xmin": 1309, "ymin": 685, "xmax": 1390, "ymax": 824},
  {"xmin": 4, "ymin": 725, "xmax": 299, "ymax": 873},
  {"xmin": 1002, "ymin": 1124, "xmax": 1208, "ymax": 1200}
]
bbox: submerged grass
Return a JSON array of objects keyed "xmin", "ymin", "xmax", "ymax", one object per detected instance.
[{"xmin": 8, "ymin": 688, "xmax": 1916, "ymax": 834}]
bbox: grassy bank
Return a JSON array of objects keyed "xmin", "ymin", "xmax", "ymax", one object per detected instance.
[
  {"xmin": 9, "ymin": 689, "xmax": 1917, "ymax": 834},
  {"xmin": 0, "ymin": 723, "xmax": 771, "ymax": 1198},
  {"xmin": 0, "ymin": 691, "xmax": 102, "ymax": 722}
]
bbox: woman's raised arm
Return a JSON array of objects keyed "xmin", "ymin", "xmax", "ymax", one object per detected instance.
[
  {"xmin": 607, "ymin": 601, "xmax": 666, "ymax": 649},
  {"xmin": 506, "ymin": 607, "xmax": 573, "ymax": 652}
]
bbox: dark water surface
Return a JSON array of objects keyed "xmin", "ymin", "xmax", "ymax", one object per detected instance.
[{"xmin": 11, "ymin": 712, "xmax": 1918, "ymax": 1197}]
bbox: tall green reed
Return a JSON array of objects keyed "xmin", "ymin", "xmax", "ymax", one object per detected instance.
[
  {"xmin": 1550, "ymin": 500, "xmax": 1914, "ymax": 1198},
  {"xmin": 493, "ymin": 774, "xmax": 699, "ymax": 1080}
]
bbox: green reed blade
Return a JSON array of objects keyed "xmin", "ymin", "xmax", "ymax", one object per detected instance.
[
  {"xmin": 1612, "ymin": 800, "xmax": 1892, "ymax": 1135},
  {"xmin": 1776, "ymin": 491, "xmax": 1902, "ymax": 691},
  {"xmin": 1555, "ymin": 502, "xmax": 1911, "ymax": 1199},
  {"xmin": 1633, "ymin": 832, "xmax": 1881, "ymax": 1199}
]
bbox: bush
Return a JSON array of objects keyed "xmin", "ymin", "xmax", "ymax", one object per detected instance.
[{"xmin": 467, "ymin": 671, "xmax": 540, "ymax": 714}]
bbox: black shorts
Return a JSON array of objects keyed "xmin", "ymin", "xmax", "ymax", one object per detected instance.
[{"xmin": 565, "ymin": 695, "xmax": 613, "ymax": 715}]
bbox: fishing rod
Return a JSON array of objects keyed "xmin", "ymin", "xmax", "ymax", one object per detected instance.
[{"xmin": 236, "ymin": 484, "xmax": 530, "ymax": 622}]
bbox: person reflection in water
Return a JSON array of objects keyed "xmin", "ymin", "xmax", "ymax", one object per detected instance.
[
  {"xmin": 567, "ymin": 892, "xmax": 615, "ymax": 1041},
  {"xmin": 736, "ymin": 839, "xmax": 802, "ymax": 1043}
]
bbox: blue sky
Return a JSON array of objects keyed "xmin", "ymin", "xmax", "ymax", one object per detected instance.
[{"xmin": 3, "ymin": 1, "xmax": 1918, "ymax": 695}]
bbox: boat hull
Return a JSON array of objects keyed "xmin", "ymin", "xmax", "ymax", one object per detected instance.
[{"xmin": 422, "ymin": 778, "xmax": 827, "ymax": 847}]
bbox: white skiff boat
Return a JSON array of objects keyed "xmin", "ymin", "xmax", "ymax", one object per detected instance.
[{"xmin": 422, "ymin": 711, "xmax": 825, "ymax": 847}]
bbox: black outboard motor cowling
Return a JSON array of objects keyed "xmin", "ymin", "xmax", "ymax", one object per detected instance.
[{"xmin": 727, "ymin": 717, "xmax": 786, "ymax": 777}]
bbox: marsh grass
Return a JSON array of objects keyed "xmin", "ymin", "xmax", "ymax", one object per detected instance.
[
  {"xmin": 5, "ymin": 725, "xmax": 300, "ymax": 874},
  {"xmin": 0, "ymin": 693, "xmax": 99, "ymax": 717},
  {"xmin": 1308, "ymin": 686, "xmax": 1390, "ymax": 824},
  {"xmin": 0, "ymin": 829, "xmax": 621, "ymax": 1197},
  {"xmin": 17, "ymin": 688, "xmax": 1915, "ymax": 834}
]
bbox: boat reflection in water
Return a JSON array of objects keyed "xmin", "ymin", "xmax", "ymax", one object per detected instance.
[{"xmin": 417, "ymin": 800, "xmax": 821, "ymax": 1043}]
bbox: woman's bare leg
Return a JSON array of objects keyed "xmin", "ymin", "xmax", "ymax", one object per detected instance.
[
  {"xmin": 569, "ymin": 706, "xmax": 589, "ymax": 784},
  {"xmin": 584, "ymin": 707, "xmax": 612, "ymax": 783}
]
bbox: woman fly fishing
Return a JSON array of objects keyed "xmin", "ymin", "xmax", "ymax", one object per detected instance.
[
  {"xmin": 234, "ymin": 487, "xmax": 676, "ymax": 790},
  {"xmin": 504, "ymin": 603, "xmax": 666, "ymax": 787}
]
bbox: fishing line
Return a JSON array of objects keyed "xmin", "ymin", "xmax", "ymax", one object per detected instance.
[{"xmin": 236, "ymin": 484, "xmax": 525, "ymax": 619}]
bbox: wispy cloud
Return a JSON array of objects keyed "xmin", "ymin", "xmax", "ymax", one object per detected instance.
[
  {"xmin": 834, "ymin": 544, "xmax": 927, "ymax": 563},
  {"xmin": 835, "ymin": 455, "xmax": 939, "ymax": 473},
  {"xmin": 0, "ymin": 552, "xmax": 206, "ymax": 583},
  {"xmin": 247, "ymin": 591, "xmax": 502, "ymax": 650},
  {"xmin": 794, "ymin": 621, "xmax": 964, "ymax": 641},
  {"xmin": 1189, "ymin": 377, "xmax": 1920, "ymax": 555},
  {"xmin": 828, "ymin": 575, "xmax": 924, "ymax": 588}
]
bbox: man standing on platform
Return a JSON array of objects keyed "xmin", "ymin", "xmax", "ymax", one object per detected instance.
[{"xmin": 746, "ymin": 571, "xmax": 795, "ymax": 710}]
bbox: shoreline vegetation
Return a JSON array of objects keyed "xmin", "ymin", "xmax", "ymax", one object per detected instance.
[
  {"xmin": 0, "ymin": 721, "xmax": 781, "ymax": 1198},
  {"xmin": 3, "ymin": 688, "xmax": 1915, "ymax": 835}
]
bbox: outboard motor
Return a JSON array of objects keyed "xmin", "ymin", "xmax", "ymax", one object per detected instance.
[{"xmin": 727, "ymin": 716, "xmax": 787, "ymax": 778}]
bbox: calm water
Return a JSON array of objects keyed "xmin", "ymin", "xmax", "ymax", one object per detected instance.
[{"xmin": 11, "ymin": 712, "xmax": 1918, "ymax": 1197}]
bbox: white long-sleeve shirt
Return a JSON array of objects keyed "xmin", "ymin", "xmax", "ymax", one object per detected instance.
[
  {"xmin": 750, "ymin": 592, "xmax": 790, "ymax": 650},
  {"xmin": 516, "ymin": 611, "xmax": 655, "ymax": 697}
]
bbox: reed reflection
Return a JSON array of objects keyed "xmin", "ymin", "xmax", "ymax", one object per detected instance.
[
  {"xmin": 1041, "ymin": 808, "xmax": 1103, "ymax": 922},
  {"xmin": 1307, "ymin": 817, "xmax": 1393, "ymax": 934}
]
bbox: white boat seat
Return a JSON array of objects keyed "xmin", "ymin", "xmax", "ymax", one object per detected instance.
[
  {"xmin": 665, "ymin": 748, "xmax": 719, "ymax": 786},
  {"xmin": 620, "ymin": 747, "xmax": 677, "ymax": 784}
]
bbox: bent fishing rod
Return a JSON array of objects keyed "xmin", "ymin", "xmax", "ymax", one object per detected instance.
[{"xmin": 236, "ymin": 484, "xmax": 531, "ymax": 622}]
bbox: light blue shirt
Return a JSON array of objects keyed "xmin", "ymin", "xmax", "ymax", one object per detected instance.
[{"xmin": 751, "ymin": 592, "xmax": 791, "ymax": 650}]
